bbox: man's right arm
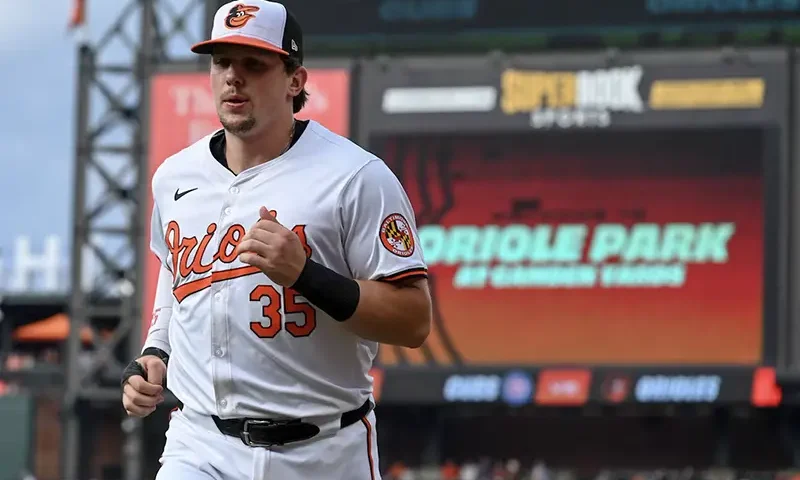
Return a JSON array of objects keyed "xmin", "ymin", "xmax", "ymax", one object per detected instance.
[
  {"xmin": 143, "ymin": 195, "xmax": 173, "ymax": 356},
  {"xmin": 121, "ymin": 199, "xmax": 172, "ymax": 417},
  {"xmin": 142, "ymin": 263, "xmax": 174, "ymax": 356}
]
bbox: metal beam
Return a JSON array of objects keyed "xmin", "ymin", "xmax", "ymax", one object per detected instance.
[{"xmin": 64, "ymin": 1, "xmax": 206, "ymax": 479}]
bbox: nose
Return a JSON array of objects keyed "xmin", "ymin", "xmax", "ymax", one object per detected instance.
[{"xmin": 224, "ymin": 63, "xmax": 244, "ymax": 87}]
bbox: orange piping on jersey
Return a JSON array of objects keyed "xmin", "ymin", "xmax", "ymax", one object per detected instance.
[
  {"xmin": 379, "ymin": 267, "xmax": 428, "ymax": 283},
  {"xmin": 360, "ymin": 416, "xmax": 376, "ymax": 480},
  {"xmin": 173, "ymin": 265, "xmax": 261, "ymax": 303}
]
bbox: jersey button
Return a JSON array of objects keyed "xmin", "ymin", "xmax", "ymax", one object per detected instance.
[
  {"xmin": 214, "ymin": 348, "xmax": 223, "ymax": 357},
  {"xmin": 214, "ymin": 293, "xmax": 222, "ymax": 301},
  {"xmin": 223, "ymin": 207, "xmax": 232, "ymax": 216},
  {"xmin": 230, "ymin": 187, "xmax": 239, "ymax": 194},
  {"xmin": 219, "ymin": 399, "xmax": 227, "ymax": 408}
]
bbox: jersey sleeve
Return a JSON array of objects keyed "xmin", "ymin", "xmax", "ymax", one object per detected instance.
[
  {"xmin": 143, "ymin": 190, "xmax": 173, "ymax": 354},
  {"xmin": 149, "ymin": 197, "xmax": 171, "ymax": 272},
  {"xmin": 339, "ymin": 159, "xmax": 428, "ymax": 282},
  {"xmin": 142, "ymin": 263, "xmax": 174, "ymax": 355}
]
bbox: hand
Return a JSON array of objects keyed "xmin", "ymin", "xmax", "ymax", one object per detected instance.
[
  {"xmin": 121, "ymin": 355, "xmax": 166, "ymax": 417},
  {"xmin": 237, "ymin": 206, "xmax": 307, "ymax": 286}
]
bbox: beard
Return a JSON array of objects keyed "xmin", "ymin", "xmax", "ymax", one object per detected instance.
[{"xmin": 219, "ymin": 113, "xmax": 257, "ymax": 136}]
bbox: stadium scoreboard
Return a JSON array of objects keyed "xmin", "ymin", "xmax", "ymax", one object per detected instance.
[{"xmin": 356, "ymin": 47, "xmax": 788, "ymax": 408}]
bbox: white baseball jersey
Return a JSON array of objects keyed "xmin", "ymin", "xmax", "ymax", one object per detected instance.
[{"xmin": 143, "ymin": 120, "xmax": 427, "ymax": 420}]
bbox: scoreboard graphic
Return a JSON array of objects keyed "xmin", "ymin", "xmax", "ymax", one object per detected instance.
[{"xmin": 358, "ymin": 48, "xmax": 789, "ymax": 406}]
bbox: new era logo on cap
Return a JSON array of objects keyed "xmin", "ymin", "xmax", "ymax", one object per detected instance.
[{"xmin": 191, "ymin": 0, "xmax": 303, "ymax": 64}]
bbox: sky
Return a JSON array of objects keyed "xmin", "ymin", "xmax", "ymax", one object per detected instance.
[
  {"xmin": 0, "ymin": 1, "xmax": 203, "ymax": 293},
  {"xmin": 0, "ymin": 1, "xmax": 78, "ymax": 250}
]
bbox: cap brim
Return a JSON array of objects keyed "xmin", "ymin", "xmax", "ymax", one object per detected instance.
[{"xmin": 191, "ymin": 35, "xmax": 290, "ymax": 55}]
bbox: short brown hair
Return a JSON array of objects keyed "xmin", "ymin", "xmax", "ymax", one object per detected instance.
[{"xmin": 283, "ymin": 56, "xmax": 308, "ymax": 114}]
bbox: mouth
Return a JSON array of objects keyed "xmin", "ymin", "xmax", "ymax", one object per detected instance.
[{"xmin": 222, "ymin": 94, "xmax": 249, "ymax": 108}]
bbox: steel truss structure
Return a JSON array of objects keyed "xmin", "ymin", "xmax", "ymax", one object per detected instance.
[{"xmin": 65, "ymin": 1, "xmax": 216, "ymax": 479}]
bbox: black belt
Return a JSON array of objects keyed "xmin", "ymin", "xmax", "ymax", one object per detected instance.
[{"xmin": 185, "ymin": 399, "xmax": 373, "ymax": 448}]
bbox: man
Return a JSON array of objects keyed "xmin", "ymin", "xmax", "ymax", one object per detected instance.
[{"xmin": 120, "ymin": 1, "xmax": 432, "ymax": 478}]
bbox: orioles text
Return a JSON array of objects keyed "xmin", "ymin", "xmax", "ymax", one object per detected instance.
[{"xmin": 165, "ymin": 220, "xmax": 312, "ymax": 302}]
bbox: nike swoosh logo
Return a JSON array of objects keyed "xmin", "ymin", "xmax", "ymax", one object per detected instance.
[{"xmin": 174, "ymin": 188, "xmax": 198, "ymax": 201}]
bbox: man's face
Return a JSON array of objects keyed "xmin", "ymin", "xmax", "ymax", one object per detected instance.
[{"xmin": 210, "ymin": 44, "xmax": 294, "ymax": 137}]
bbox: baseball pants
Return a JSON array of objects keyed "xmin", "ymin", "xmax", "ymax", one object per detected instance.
[{"xmin": 156, "ymin": 405, "xmax": 381, "ymax": 480}]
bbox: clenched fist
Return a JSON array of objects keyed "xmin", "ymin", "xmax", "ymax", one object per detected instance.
[
  {"xmin": 237, "ymin": 206, "xmax": 307, "ymax": 286},
  {"xmin": 122, "ymin": 355, "xmax": 166, "ymax": 417}
]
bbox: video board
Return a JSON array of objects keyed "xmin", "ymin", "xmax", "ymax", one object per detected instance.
[
  {"xmin": 358, "ymin": 48, "xmax": 789, "ymax": 407},
  {"xmin": 372, "ymin": 127, "xmax": 763, "ymax": 366}
]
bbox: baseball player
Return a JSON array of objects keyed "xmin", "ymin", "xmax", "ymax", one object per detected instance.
[{"xmin": 120, "ymin": 1, "xmax": 432, "ymax": 479}]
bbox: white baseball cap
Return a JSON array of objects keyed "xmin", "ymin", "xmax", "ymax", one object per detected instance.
[{"xmin": 191, "ymin": 0, "xmax": 303, "ymax": 63}]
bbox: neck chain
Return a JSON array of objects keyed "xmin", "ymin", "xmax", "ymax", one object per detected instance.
[{"xmin": 279, "ymin": 119, "xmax": 296, "ymax": 156}]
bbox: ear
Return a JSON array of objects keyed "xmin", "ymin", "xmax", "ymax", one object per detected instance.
[{"xmin": 289, "ymin": 66, "xmax": 308, "ymax": 96}]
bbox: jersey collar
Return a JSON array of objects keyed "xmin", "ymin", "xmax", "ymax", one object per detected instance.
[{"xmin": 208, "ymin": 119, "xmax": 310, "ymax": 175}]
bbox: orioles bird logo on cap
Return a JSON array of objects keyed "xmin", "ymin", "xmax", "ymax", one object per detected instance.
[{"xmin": 225, "ymin": 4, "xmax": 259, "ymax": 29}]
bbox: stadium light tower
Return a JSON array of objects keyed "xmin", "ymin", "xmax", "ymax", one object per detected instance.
[{"xmin": 64, "ymin": 1, "xmax": 211, "ymax": 479}]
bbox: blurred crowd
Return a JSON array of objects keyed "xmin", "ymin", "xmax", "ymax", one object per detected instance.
[
  {"xmin": 382, "ymin": 461, "xmax": 800, "ymax": 480},
  {"xmin": 0, "ymin": 350, "xmax": 60, "ymax": 396},
  {"xmin": 4, "ymin": 350, "xmax": 60, "ymax": 371},
  {"xmin": 383, "ymin": 459, "xmax": 534, "ymax": 480}
]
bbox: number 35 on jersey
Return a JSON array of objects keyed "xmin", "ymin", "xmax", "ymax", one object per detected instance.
[{"xmin": 165, "ymin": 213, "xmax": 316, "ymax": 340}]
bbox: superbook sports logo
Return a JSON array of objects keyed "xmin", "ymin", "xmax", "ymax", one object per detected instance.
[
  {"xmin": 417, "ymin": 222, "xmax": 736, "ymax": 289},
  {"xmin": 501, "ymin": 66, "xmax": 644, "ymax": 129}
]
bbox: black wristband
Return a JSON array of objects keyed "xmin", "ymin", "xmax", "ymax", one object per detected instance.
[
  {"xmin": 290, "ymin": 258, "xmax": 360, "ymax": 322},
  {"xmin": 121, "ymin": 347, "xmax": 169, "ymax": 389},
  {"xmin": 141, "ymin": 347, "xmax": 169, "ymax": 367},
  {"xmin": 121, "ymin": 360, "xmax": 147, "ymax": 388}
]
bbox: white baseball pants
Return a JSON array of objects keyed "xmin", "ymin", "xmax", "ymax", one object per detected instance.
[{"xmin": 155, "ymin": 406, "xmax": 381, "ymax": 480}]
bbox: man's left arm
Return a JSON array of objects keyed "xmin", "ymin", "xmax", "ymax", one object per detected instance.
[
  {"xmin": 346, "ymin": 275, "xmax": 431, "ymax": 348},
  {"xmin": 334, "ymin": 159, "xmax": 432, "ymax": 348}
]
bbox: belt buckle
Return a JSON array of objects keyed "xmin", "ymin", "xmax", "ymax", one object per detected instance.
[{"xmin": 241, "ymin": 419, "xmax": 283, "ymax": 447}]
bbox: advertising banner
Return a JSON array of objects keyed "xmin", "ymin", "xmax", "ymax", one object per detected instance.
[
  {"xmin": 142, "ymin": 66, "xmax": 352, "ymax": 343},
  {"xmin": 357, "ymin": 49, "xmax": 787, "ymax": 138},
  {"xmin": 358, "ymin": 49, "xmax": 788, "ymax": 404},
  {"xmin": 371, "ymin": 366, "xmax": 778, "ymax": 407}
]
